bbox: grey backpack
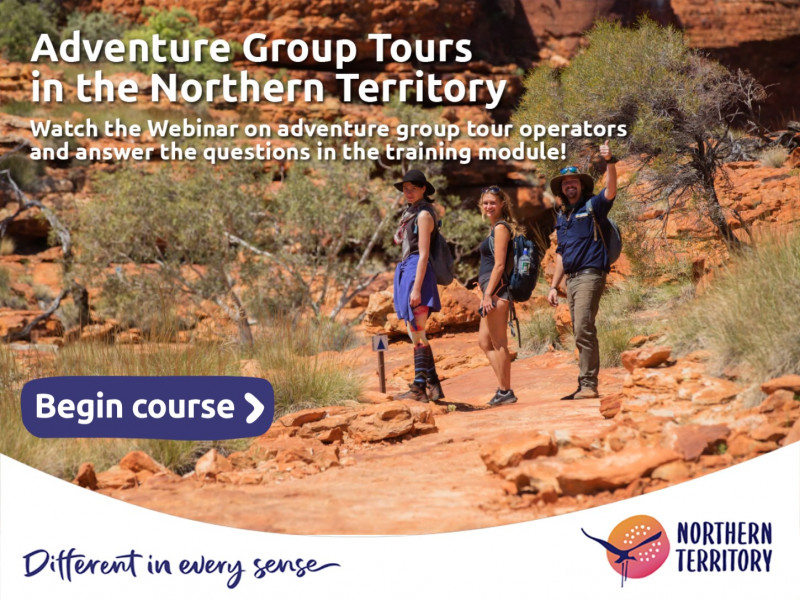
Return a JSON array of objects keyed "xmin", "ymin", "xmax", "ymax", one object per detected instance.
[
  {"xmin": 416, "ymin": 206, "xmax": 455, "ymax": 286},
  {"xmin": 586, "ymin": 199, "xmax": 622, "ymax": 265}
]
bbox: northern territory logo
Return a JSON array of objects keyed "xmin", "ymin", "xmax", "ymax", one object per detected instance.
[{"xmin": 582, "ymin": 515, "xmax": 670, "ymax": 588}]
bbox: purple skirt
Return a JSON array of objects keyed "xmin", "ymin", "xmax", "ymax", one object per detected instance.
[{"xmin": 393, "ymin": 254, "xmax": 441, "ymax": 322}]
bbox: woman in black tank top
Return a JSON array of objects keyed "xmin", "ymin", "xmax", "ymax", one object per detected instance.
[{"xmin": 478, "ymin": 186, "xmax": 518, "ymax": 407}]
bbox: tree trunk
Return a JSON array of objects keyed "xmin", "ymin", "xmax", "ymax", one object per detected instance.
[{"xmin": 702, "ymin": 174, "xmax": 742, "ymax": 250}]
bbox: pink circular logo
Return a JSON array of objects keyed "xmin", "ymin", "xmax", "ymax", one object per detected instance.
[{"xmin": 583, "ymin": 515, "xmax": 670, "ymax": 586}]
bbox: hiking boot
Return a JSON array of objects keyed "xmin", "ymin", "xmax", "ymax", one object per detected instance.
[
  {"xmin": 427, "ymin": 379, "xmax": 445, "ymax": 402},
  {"xmin": 397, "ymin": 382, "xmax": 429, "ymax": 403},
  {"xmin": 489, "ymin": 389, "xmax": 517, "ymax": 407},
  {"xmin": 573, "ymin": 387, "xmax": 599, "ymax": 399}
]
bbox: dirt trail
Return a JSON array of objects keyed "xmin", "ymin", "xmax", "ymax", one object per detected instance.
[{"xmin": 108, "ymin": 332, "xmax": 626, "ymax": 534}]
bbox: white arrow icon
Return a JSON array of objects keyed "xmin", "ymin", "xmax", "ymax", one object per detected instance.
[{"xmin": 244, "ymin": 392, "xmax": 264, "ymax": 424}]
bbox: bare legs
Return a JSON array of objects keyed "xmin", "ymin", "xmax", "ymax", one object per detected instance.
[{"xmin": 478, "ymin": 298, "xmax": 511, "ymax": 390}]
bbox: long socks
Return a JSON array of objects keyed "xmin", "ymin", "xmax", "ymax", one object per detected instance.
[{"xmin": 413, "ymin": 343, "xmax": 440, "ymax": 385}]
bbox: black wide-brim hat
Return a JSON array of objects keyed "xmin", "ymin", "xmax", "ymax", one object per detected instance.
[
  {"xmin": 550, "ymin": 169, "xmax": 595, "ymax": 197},
  {"xmin": 394, "ymin": 169, "xmax": 435, "ymax": 196}
]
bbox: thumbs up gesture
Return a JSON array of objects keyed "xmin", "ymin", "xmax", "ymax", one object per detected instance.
[{"xmin": 599, "ymin": 139, "xmax": 612, "ymax": 161}]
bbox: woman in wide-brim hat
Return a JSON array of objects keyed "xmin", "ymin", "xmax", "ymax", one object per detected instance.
[{"xmin": 391, "ymin": 169, "xmax": 444, "ymax": 403}]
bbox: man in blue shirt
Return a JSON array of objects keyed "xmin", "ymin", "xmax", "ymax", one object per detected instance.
[{"xmin": 547, "ymin": 141, "xmax": 617, "ymax": 400}]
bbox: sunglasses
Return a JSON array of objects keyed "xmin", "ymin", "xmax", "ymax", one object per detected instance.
[
  {"xmin": 559, "ymin": 166, "xmax": 580, "ymax": 175},
  {"xmin": 481, "ymin": 186, "xmax": 501, "ymax": 194}
]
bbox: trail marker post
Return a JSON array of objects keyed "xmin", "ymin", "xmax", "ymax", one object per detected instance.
[{"xmin": 371, "ymin": 334, "xmax": 389, "ymax": 393}]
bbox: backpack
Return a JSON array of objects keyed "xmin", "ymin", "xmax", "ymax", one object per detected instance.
[
  {"xmin": 585, "ymin": 198, "xmax": 622, "ymax": 266},
  {"xmin": 489, "ymin": 222, "xmax": 539, "ymax": 303},
  {"xmin": 416, "ymin": 205, "xmax": 455, "ymax": 286}
]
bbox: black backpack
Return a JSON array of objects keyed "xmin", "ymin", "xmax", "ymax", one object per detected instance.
[
  {"xmin": 415, "ymin": 205, "xmax": 455, "ymax": 286},
  {"xmin": 489, "ymin": 221, "xmax": 539, "ymax": 302}
]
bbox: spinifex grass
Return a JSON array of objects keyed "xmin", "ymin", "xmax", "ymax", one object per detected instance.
[
  {"xmin": 521, "ymin": 309, "xmax": 562, "ymax": 356},
  {"xmin": 0, "ymin": 317, "xmax": 363, "ymax": 479},
  {"xmin": 245, "ymin": 318, "xmax": 363, "ymax": 418},
  {"xmin": 669, "ymin": 230, "xmax": 800, "ymax": 383}
]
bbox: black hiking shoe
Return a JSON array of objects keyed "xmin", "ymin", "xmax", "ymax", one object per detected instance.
[
  {"xmin": 397, "ymin": 382, "xmax": 429, "ymax": 403},
  {"xmin": 489, "ymin": 389, "xmax": 517, "ymax": 407},
  {"xmin": 427, "ymin": 379, "xmax": 445, "ymax": 402}
]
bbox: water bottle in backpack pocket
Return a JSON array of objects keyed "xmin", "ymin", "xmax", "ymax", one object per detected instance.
[{"xmin": 489, "ymin": 222, "xmax": 539, "ymax": 303}]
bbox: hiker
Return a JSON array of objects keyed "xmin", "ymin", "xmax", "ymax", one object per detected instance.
[
  {"xmin": 477, "ymin": 186, "xmax": 519, "ymax": 406},
  {"xmin": 392, "ymin": 169, "xmax": 444, "ymax": 403},
  {"xmin": 547, "ymin": 141, "xmax": 617, "ymax": 400}
]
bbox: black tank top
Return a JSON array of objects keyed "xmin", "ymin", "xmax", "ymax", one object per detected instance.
[
  {"xmin": 478, "ymin": 221, "xmax": 512, "ymax": 286},
  {"xmin": 401, "ymin": 203, "xmax": 438, "ymax": 260}
]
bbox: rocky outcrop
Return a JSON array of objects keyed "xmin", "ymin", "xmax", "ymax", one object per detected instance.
[
  {"xmin": 367, "ymin": 280, "xmax": 481, "ymax": 337},
  {"xmin": 480, "ymin": 346, "xmax": 800, "ymax": 505},
  {"xmin": 86, "ymin": 450, "xmax": 177, "ymax": 490}
]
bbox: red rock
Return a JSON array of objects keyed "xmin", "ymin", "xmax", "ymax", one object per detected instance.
[
  {"xmin": 96, "ymin": 467, "xmax": 137, "ymax": 490},
  {"xmin": 599, "ymin": 393, "xmax": 623, "ymax": 419},
  {"xmin": 429, "ymin": 281, "xmax": 481, "ymax": 329},
  {"xmin": 556, "ymin": 446, "xmax": 679, "ymax": 495},
  {"xmin": 217, "ymin": 470, "xmax": 264, "ymax": 485},
  {"xmin": 363, "ymin": 290, "xmax": 394, "ymax": 327},
  {"xmin": 759, "ymin": 389, "xmax": 797, "ymax": 413},
  {"xmin": 297, "ymin": 412, "xmax": 356, "ymax": 442},
  {"xmin": 348, "ymin": 402, "xmax": 416, "ymax": 442},
  {"xmin": 761, "ymin": 375, "xmax": 800, "ymax": 395},
  {"xmin": 360, "ymin": 391, "xmax": 393, "ymax": 404},
  {"xmin": 137, "ymin": 471, "xmax": 182, "ymax": 489},
  {"xmin": 665, "ymin": 424, "xmax": 730, "ymax": 460},
  {"xmin": 480, "ymin": 432, "xmax": 556, "ymax": 474},
  {"xmin": 119, "ymin": 450, "xmax": 165, "ymax": 474},
  {"xmin": 195, "ymin": 449, "xmax": 233, "ymax": 480},
  {"xmin": 503, "ymin": 459, "xmax": 562, "ymax": 499},
  {"xmin": 278, "ymin": 408, "xmax": 330, "ymax": 428},
  {"xmin": 620, "ymin": 346, "xmax": 672, "ymax": 373},
  {"xmin": 226, "ymin": 451, "xmax": 256, "ymax": 470},
  {"xmin": 727, "ymin": 433, "xmax": 779, "ymax": 458},
  {"xmin": 783, "ymin": 419, "xmax": 800, "ymax": 446},
  {"xmin": 691, "ymin": 378, "xmax": 741, "ymax": 405},
  {"xmin": 651, "ymin": 460, "xmax": 691, "ymax": 483},
  {"xmin": 266, "ymin": 437, "xmax": 340, "ymax": 472},
  {"xmin": 73, "ymin": 462, "xmax": 98, "ymax": 490},
  {"xmin": 554, "ymin": 303, "xmax": 572, "ymax": 338},
  {"xmin": 787, "ymin": 148, "xmax": 800, "ymax": 169},
  {"xmin": 750, "ymin": 424, "xmax": 789, "ymax": 443}
]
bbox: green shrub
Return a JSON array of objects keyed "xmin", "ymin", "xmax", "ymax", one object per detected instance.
[
  {"xmin": 0, "ymin": 153, "xmax": 44, "ymax": 192},
  {"xmin": 62, "ymin": 10, "xmax": 128, "ymax": 44},
  {"xmin": 0, "ymin": 0, "xmax": 58, "ymax": 61},
  {"xmin": 0, "ymin": 267, "xmax": 27, "ymax": 309},
  {"xmin": 124, "ymin": 7, "xmax": 231, "ymax": 84},
  {"xmin": 669, "ymin": 230, "xmax": 800, "ymax": 382},
  {"xmin": 514, "ymin": 18, "xmax": 763, "ymax": 247}
]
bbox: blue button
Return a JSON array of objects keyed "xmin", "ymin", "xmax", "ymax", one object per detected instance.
[{"xmin": 21, "ymin": 377, "xmax": 274, "ymax": 440}]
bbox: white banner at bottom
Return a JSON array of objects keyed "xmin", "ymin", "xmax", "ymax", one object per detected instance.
[{"xmin": 1, "ymin": 444, "xmax": 798, "ymax": 599}]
